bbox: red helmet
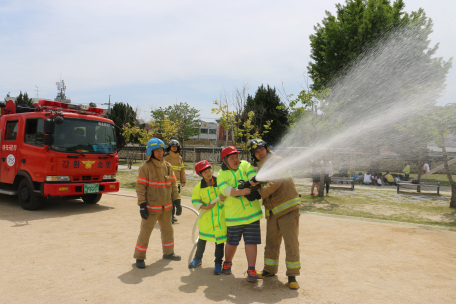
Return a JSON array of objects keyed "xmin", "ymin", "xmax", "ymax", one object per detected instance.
[
  {"xmin": 195, "ymin": 160, "xmax": 212, "ymax": 175},
  {"xmin": 221, "ymin": 146, "xmax": 240, "ymax": 159}
]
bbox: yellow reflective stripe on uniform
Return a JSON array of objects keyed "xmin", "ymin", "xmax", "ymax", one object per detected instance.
[
  {"xmin": 225, "ymin": 210, "xmax": 262, "ymax": 223},
  {"xmin": 264, "ymin": 258, "xmax": 279, "ymax": 265},
  {"xmin": 271, "ymin": 197, "xmax": 301, "ymax": 214},
  {"xmin": 286, "ymin": 261, "xmax": 300, "ymax": 269},
  {"xmin": 172, "ymin": 166, "xmax": 181, "ymax": 170},
  {"xmin": 265, "ymin": 209, "xmax": 270, "ymax": 216}
]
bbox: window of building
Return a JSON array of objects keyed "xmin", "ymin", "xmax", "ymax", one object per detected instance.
[
  {"xmin": 200, "ymin": 128, "xmax": 208, "ymax": 134},
  {"xmin": 209, "ymin": 129, "xmax": 217, "ymax": 134},
  {"xmin": 5, "ymin": 120, "xmax": 19, "ymax": 141},
  {"xmin": 24, "ymin": 119, "xmax": 44, "ymax": 146}
]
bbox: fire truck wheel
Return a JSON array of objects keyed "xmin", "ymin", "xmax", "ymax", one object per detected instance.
[
  {"xmin": 81, "ymin": 194, "xmax": 102, "ymax": 204},
  {"xmin": 18, "ymin": 178, "xmax": 44, "ymax": 210}
]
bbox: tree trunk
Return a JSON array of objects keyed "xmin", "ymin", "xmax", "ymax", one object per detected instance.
[{"xmin": 440, "ymin": 135, "xmax": 456, "ymax": 209}]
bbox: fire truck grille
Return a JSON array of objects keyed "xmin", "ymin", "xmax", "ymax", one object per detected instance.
[{"xmin": 82, "ymin": 176, "xmax": 91, "ymax": 181}]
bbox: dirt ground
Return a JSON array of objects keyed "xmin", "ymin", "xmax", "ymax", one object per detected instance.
[{"xmin": 1, "ymin": 190, "xmax": 456, "ymax": 304}]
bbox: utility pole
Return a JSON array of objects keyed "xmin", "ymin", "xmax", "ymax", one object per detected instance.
[
  {"xmin": 35, "ymin": 85, "xmax": 39, "ymax": 97},
  {"xmin": 102, "ymin": 95, "xmax": 112, "ymax": 114}
]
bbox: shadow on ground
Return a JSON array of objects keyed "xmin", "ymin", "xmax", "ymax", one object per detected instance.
[
  {"xmin": 118, "ymin": 260, "xmax": 173, "ymax": 284},
  {"xmin": 178, "ymin": 267, "xmax": 300, "ymax": 303},
  {"xmin": 0, "ymin": 194, "xmax": 113, "ymax": 225}
]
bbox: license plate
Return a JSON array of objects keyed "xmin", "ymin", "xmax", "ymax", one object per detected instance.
[{"xmin": 84, "ymin": 184, "xmax": 99, "ymax": 194}]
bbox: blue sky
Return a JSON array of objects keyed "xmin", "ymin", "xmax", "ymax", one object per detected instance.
[{"xmin": 1, "ymin": 0, "xmax": 454, "ymax": 122}]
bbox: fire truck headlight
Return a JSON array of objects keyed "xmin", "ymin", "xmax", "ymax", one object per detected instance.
[
  {"xmin": 103, "ymin": 174, "xmax": 116, "ymax": 180},
  {"xmin": 46, "ymin": 176, "xmax": 71, "ymax": 182}
]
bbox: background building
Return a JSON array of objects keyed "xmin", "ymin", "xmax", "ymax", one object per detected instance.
[{"xmin": 190, "ymin": 120, "xmax": 217, "ymax": 142}]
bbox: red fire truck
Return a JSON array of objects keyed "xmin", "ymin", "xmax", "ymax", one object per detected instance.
[{"xmin": 0, "ymin": 99, "xmax": 120, "ymax": 210}]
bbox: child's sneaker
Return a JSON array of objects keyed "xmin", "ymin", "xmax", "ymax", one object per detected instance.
[
  {"xmin": 188, "ymin": 258, "xmax": 202, "ymax": 268},
  {"xmin": 214, "ymin": 263, "xmax": 222, "ymax": 275},
  {"xmin": 222, "ymin": 262, "xmax": 232, "ymax": 275},
  {"xmin": 310, "ymin": 193, "xmax": 316, "ymax": 196},
  {"xmin": 247, "ymin": 269, "xmax": 258, "ymax": 283}
]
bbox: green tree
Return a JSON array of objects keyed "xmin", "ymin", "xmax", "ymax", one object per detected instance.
[
  {"xmin": 309, "ymin": 0, "xmax": 411, "ymax": 91},
  {"xmin": 107, "ymin": 102, "xmax": 137, "ymax": 150},
  {"xmin": 16, "ymin": 91, "xmax": 33, "ymax": 107},
  {"xmin": 244, "ymin": 84, "xmax": 289, "ymax": 145},
  {"xmin": 89, "ymin": 102, "xmax": 97, "ymax": 107},
  {"xmin": 150, "ymin": 102, "xmax": 200, "ymax": 146}
]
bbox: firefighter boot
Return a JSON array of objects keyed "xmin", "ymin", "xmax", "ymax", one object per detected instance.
[
  {"xmin": 256, "ymin": 270, "xmax": 275, "ymax": 279},
  {"xmin": 288, "ymin": 276, "xmax": 299, "ymax": 289},
  {"xmin": 136, "ymin": 259, "xmax": 145, "ymax": 269},
  {"xmin": 163, "ymin": 253, "xmax": 181, "ymax": 261}
]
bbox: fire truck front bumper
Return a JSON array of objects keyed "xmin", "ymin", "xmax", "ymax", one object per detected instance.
[{"xmin": 43, "ymin": 181, "xmax": 120, "ymax": 197}]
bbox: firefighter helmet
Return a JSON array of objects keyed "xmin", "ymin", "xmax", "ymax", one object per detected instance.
[
  {"xmin": 221, "ymin": 146, "xmax": 240, "ymax": 159},
  {"xmin": 146, "ymin": 138, "xmax": 165, "ymax": 155},
  {"xmin": 248, "ymin": 139, "xmax": 268, "ymax": 158},
  {"xmin": 166, "ymin": 139, "xmax": 181, "ymax": 153},
  {"xmin": 195, "ymin": 160, "xmax": 212, "ymax": 176}
]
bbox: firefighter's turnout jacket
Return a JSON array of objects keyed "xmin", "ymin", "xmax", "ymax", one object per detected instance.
[
  {"xmin": 134, "ymin": 157, "xmax": 181, "ymax": 260},
  {"xmin": 257, "ymin": 153, "xmax": 301, "ymax": 276},
  {"xmin": 217, "ymin": 160, "xmax": 263, "ymax": 227},
  {"xmin": 191, "ymin": 176, "xmax": 227, "ymax": 244},
  {"xmin": 164, "ymin": 151, "xmax": 186, "ymax": 185}
]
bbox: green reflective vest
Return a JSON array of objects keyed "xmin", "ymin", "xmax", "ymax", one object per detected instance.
[
  {"xmin": 217, "ymin": 160, "xmax": 263, "ymax": 227},
  {"xmin": 191, "ymin": 177, "xmax": 227, "ymax": 244}
]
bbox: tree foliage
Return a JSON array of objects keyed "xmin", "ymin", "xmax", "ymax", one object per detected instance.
[
  {"xmin": 151, "ymin": 102, "xmax": 200, "ymax": 145},
  {"xmin": 107, "ymin": 102, "xmax": 137, "ymax": 150},
  {"xmin": 244, "ymin": 84, "xmax": 289, "ymax": 145},
  {"xmin": 16, "ymin": 91, "xmax": 33, "ymax": 107},
  {"xmin": 309, "ymin": 0, "xmax": 412, "ymax": 91},
  {"xmin": 89, "ymin": 102, "xmax": 97, "ymax": 107}
]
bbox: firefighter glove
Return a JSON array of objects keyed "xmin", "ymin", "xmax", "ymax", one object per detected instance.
[
  {"xmin": 244, "ymin": 190, "xmax": 261, "ymax": 201},
  {"xmin": 174, "ymin": 199, "xmax": 182, "ymax": 216},
  {"xmin": 140, "ymin": 203, "xmax": 149, "ymax": 220}
]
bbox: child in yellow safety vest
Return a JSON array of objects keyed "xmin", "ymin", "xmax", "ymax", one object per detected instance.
[
  {"xmin": 190, "ymin": 160, "xmax": 226, "ymax": 274},
  {"xmin": 216, "ymin": 146, "xmax": 263, "ymax": 283}
]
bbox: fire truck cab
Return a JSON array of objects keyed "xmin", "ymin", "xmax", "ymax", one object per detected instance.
[{"xmin": 0, "ymin": 99, "xmax": 120, "ymax": 210}]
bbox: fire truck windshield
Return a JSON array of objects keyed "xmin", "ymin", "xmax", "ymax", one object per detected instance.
[{"xmin": 52, "ymin": 118, "xmax": 117, "ymax": 153}]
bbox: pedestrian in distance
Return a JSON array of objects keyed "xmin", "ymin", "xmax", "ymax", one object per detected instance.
[
  {"xmin": 189, "ymin": 160, "xmax": 227, "ymax": 275},
  {"xmin": 321, "ymin": 156, "xmax": 332, "ymax": 196},
  {"xmin": 248, "ymin": 139, "xmax": 301, "ymax": 290},
  {"xmin": 164, "ymin": 139, "xmax": 186, "ymax": 224},
  {"xmin": 403, "ymin": 162, "xmax": 411, "ymax": 180},
  {"xmin": 134, "ymin": 138, "xmax": 182, "ymax": 269},
  {"xmin": 216, "ymin": 146, "xmax": 263, "ymax": 283},
  {"xmin": 310, "ymin": 158, "xmax": 320, "ymax": 196}
]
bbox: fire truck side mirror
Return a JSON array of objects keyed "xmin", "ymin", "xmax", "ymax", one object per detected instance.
[
  {"xmin": 43, "ymin": 134, "xmax": 53, "ymax": 145},
  {"xmin": 55, "ymin": 116, "xmax": 64, "ymax": 125},
  {"xmin": 44, "ymin": 119, "xmax": 54, "ymax": 134}
]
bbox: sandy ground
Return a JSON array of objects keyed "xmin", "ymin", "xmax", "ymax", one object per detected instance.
[{"xmin": 1, "ymin": 190, "xmax": 456, "ymax": 304}]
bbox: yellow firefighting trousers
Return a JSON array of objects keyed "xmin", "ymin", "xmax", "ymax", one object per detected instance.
[
  {"xmin": 133, "ymin": 207, "xmax": 175, "ymax": 260},
  {"xmin": 263, "ymin": 209, "xmax": 301, "ymax": 276}
]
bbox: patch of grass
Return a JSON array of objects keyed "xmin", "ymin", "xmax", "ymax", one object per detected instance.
[
  {"xmin": 299, "ymin": 189, "xmax": 456, "ymax": 230},
  {"xmin": 117, "ymin": 171, "xmax": 138, "ymax": 189}
]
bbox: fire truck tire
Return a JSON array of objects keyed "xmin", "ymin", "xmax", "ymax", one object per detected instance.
[
  {"xmin": 81, "ymin": 194, "xmax": 102, "ymax": 204},
  {"xmin": 18, "ymin": 178, "xmax": 44, "ymax": 210}
]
